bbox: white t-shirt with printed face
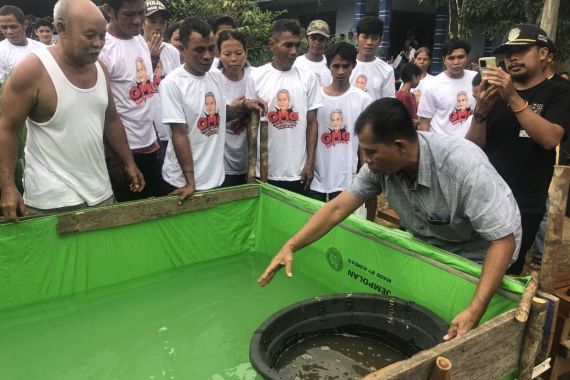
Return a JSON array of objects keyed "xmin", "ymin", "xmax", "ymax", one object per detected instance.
[
  {"xmin": 349, "ymin": 57, "xmax": 396, "ymax": 100},
  {"xmin": 99, "ymin": 34, "xmax": 157, "ymax": 150},
  {"xmin": 222, "ymin": 66, "xmax": 251, "ymax": 175},
  {"xmin": 160, "ymin": 66, "xmax": 226, "ymax": 190},
  {"xmin": 0, "ymin": 38, "xmax": 45, "ymax": 82},
  {"xmin": 294, "ymin": 54, "xmax": 332, "ymax": 87},
  {"xmin": 246, "ymin": 64, "xmax": 323, "ymax": 181},
  {"xmin": 311, "ymin": 87, "xmax": 372, "ymax": 193},
  {"xmin": 417, "ymin": 70, "xmax": 477, "ymax": 138},
  {"xmin": 152, "ymin": 42, "xmax": 182, "ymax": 141}
]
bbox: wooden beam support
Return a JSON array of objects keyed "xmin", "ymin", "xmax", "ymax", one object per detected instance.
[
  {"xmin": 57, "ymin": 186, "xmax": 260, "ymax": 235},
  {"xmin": 540, "ymin": 165, "xmax": 570, "ymax": 293},
  {"xmin": 518, "ymin": 297, "xmax": 548, "ymax": 380},
  {"xmin": 259, "ymin": 120, "xmax": 268, "ymax": 183},
  {"xmin": 516, "ymin": 271, "xmax": 539, "ymax": 322},
  {"xmin": 247, "ymin": 110, "xmax": 260, "ymax": 183}
]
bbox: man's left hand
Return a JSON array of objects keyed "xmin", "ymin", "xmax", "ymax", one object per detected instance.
[
  {"xmin": 126, "ymin": 164, "xmax": 145, "ymax": 193},
  {"xmin": 483, "ymin": 66, "xmax": 518, "ymax": 103},
  {"xmin": 300, "ymin": 162, "xmax": 314, "ymax": 191},
  {"xmin": 443, "ymin": 306, "xmax": 483, "ymax": 340},
  {"xmin": 244, "ymin": 98, "xmax": 268, "ymax": 116}
]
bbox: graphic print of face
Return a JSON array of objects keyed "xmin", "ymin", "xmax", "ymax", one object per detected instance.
[
  {"xmin": 456, "ymin": 92, "xmax": 468, "ymax": 110},
  {"xmin": 276, "ymin": 89, "xmax": 290, "ymax": 111},
  {"xmin": 355, "ymin": 74, "xmax": 367, "ymax": 90},
  {"xmin": 135, "ymin": 58, "xmax": 148, "ymax": 83},
  {"xmin": 154, "ymin": 60, "xmax": 164, "ymax": 78},
  {"xmin": 330, "ymin": 110, "xmax": 344, "ymax": 131},
  {"xmin": 205, "ymin": 92, "xmax": 217, "ymax": 115}
]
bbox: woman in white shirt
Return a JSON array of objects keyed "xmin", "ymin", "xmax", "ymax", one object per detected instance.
[{"xmin": 217, "ymin": 29, "xmax": 252, "ymax": 187}]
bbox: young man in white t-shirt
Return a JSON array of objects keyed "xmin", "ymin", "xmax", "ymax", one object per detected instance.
[
  {"xmin": 310, "ymin": 42, "xmax": 371, "ymax": 202},
  {"xmin": 294, "ymin": 19, "xmax": 331, "ymax": 87},
  {"xmin": 0, "ymin": 5, "xmax": 45, "ymax": 84},
  {"xmin": 100, "ymin": 0, "xmax": 162, "ymax": 201},
  {"xmin": 417, "ymin": 39, "xmax": 477, "ymax": 137},
  {"xmin": 160, "ymin": 17, "xmax": 265, "ymax": 203},
  {"xmin": 246, "ymin": 19, "xmax": 323, "ymax": 195},
  {"xmin": 142, "ymin": 0, "xmax": 181, "ymax": 163},
  {"xmin": 349, "ymin": 16, "xmax": 395, "ymax": 100}
]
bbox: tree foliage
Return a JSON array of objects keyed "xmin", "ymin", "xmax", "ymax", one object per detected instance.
[
  {"xmin": 167, "ymin": 0, "xmax": 285, "ymax": 66},
  {"xmin": 418, "ymin": 0, "xmax": 569, "ymax": 63}
]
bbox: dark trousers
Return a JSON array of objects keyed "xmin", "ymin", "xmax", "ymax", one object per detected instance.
[
  {"xmin": 268, "ymin": 180, "xmax": 308, "ymax": 196},
  {"xmin": 222, "ymin": 174, "xmax": 247, "ymax": 188},
  {"xmin": 109, "ymin": 150, "xmax": 162, "ymax": 202},
  {"xmin": 507, "ymin": 213, "xmax": 543, "ymax": 275},
  {"xmin": 308, "ymin": 190, "xmax": 341, "ymax": 202}
]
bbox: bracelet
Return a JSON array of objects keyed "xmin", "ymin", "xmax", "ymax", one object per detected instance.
[
  {"xmin": 182, "ymin": 170, "xmax": 194, "ymax": 174},
  {"xmin": 510, "ymin": 100, "xmax": 529, "ymax": 113}
]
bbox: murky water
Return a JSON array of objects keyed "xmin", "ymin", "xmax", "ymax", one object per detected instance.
[
  {"xmin": 0, "ymin": 254, "xmax": 335, "ymax": 380},
  {"xmin": 274, "ymin": 333, "xmax": 408, "ymax": 379}
]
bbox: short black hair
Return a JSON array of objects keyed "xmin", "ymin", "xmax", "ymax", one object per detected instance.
[
  {"xmin": 355, "ymin": 98, "xmax": 418, "ymax": 144},
  {"xmin": 442, "ymin": 38, "xmax": 471, "ymax": 57},
  {"xmin": 356, "ymin": 16, "xmax": 383, "ymax": 36},
  {"xmin": 180, "ymin": 17, "xmax": 212, "ymax": 45},
  {"xmin": 0, "ymin": 5, "xmax": 25, "ymax": 25},
  {"xmin": 208, "ymin": 15, "xmax": 235, "ymax": 34},
  {"xmin": 271, "ymin": 19, "xmax": 301, "ymax": 39},
  {"xmin": 165, "ymin": 20, "xmax": 182, "ymax": 41},
  {"xmin": 472, "ymin": 72, "xmax": 482, "ymax": 86},
  {"xmin": 400, "ymin": 63, "xmax": 422, "ymax": 82},
  {"xmin": 217, "ymin": 29, "xmax": 247, "ymax": 53},
  {"xmin": 105, "ymin": 0, "xmax": 140, "ymax": 13},
  {"xmin": 35, "ymin": 18, "xmax": 53, "ymax": 31},
  {"xmin": 325, "ymin": 42, "xmax": 357, "ymax": 67}
]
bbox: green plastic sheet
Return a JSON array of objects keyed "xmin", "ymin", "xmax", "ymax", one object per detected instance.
[{"xmin": 0, "ymin": 184, "xmax": 527, "ymax": 379}]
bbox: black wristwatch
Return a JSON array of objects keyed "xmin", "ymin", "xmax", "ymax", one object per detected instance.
[{"xmin": 473, "ymin": 112, "xmax": 487, "ymax": 123}]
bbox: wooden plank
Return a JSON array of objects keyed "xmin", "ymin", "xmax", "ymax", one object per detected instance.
[
  {"xmin": 259, "ymin": 120, "xmax": 268, "ymax": 182},
  {"xmin": 364, "ymin": 309, "xmax": 525, "ymax": 379},
  {"xmin": 57, "ymin": 186, "xmax": 260, "ymax": 236},
  {"xmin": 540, "ymin": 165, "xmax": 570, "ymax": 293},
  {"xmin": 247, "ymin": 110, "xmax": 260, "ymax": 183}
]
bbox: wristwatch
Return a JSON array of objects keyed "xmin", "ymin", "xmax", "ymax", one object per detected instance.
[{"xmin": 473, "ymin": 112, "xmax": 487, "ymax": 123}]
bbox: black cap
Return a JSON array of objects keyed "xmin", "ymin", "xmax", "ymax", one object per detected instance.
[
  {"xmin": 493, "ymin": 24, "xmax": 549, "ymax": 54},
  {"xmin": 546, "ymin": 38, "xmax": 556, "ymax": 54}
]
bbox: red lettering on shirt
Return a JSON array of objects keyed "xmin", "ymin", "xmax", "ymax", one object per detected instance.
[
  {"xmin": 129, "ymin": 80, "xmax": 156, "ymax": 104},
  {"xmin": 197, "ymin": 113, "xmax": 220, "ymax": 137},
  {"xmin": 267, "ymin": 109, "xmax": 299, "ymax": 129},
  {"xmin": 449, "ymin": 108, "xmax": 473, "ymax": 125},
  {"xmin": 321, "ymin": 129, "xmax": 350, "ymax": 148}
]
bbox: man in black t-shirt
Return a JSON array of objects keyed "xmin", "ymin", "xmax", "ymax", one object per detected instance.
[{"xmin": 465, "ymin": 24, "xmax": 570, "ymax": 275}]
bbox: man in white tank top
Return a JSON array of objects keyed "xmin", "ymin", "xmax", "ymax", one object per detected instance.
[{"xmin": 0, "ymin": 0, "xmax": 143, "ymax": 222}]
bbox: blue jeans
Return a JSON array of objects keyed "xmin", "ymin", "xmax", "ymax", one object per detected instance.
[{"xmin": 532, "ymin": 197, "xmax": 549, "ymax": 261}]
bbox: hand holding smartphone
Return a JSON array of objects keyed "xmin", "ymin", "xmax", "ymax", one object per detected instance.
[{"xmin": 478, "ymin": 57, "xmax": 497, "ymax": 78}]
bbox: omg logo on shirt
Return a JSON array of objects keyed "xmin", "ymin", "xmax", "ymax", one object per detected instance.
[
  {"xmin": 197, "ymin": 92, "xmax": 220, "ymax": 137},
  {"xmin": 321, "ymin": 109, "xmax": 350, "ymax": 148},
  {"xmin": 129, "ymin": 57, "xmax": 156, "ymax": 104},
  {"xmin": 267, "ymin": 89, "xmax": 299, "ymax": 129}
]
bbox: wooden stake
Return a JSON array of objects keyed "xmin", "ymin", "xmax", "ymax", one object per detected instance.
[
  {"xmin": 246, "ymin": 110, "xmax": 260, "ymax": 183},
  {"xmin": 518, "ymin": 297, "xmax": 548, "ymax": 380},
  {"xmin": 259, "ymin": 120, "xmax": 269, "ymax": 183},
  {"xmin": 516, "ymin": 271, "xmax": 539, "ymax": 323},
  {"xmin": 539, "ymin": 165, "xmax": 570, "ymax": 293},
  {"xmin": 429, "ymin": 356, "xmax": 452, "ymax": 380}
]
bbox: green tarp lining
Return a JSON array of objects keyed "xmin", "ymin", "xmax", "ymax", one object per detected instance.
[{"xmin": 0, "ymin": 183, "xmax": 528, "ymax": 379}]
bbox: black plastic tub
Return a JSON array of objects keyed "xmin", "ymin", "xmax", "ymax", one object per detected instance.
[{"xmin": 249, "ymin": 293, "xmax": 448, "ymax": 379}]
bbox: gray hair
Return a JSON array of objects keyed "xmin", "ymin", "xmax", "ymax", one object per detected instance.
[{"xmin": 53, "ymin": 0, "xmax": 68, "ymax": 23}]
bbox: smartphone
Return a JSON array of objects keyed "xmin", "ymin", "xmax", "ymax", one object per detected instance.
[{"xmin": 478, "ymin": 57, "xmax": 497, "ymax": 77}]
